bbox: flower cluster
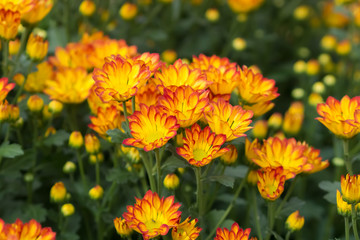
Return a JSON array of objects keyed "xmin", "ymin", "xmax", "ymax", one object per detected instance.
[{"xmin": 0, "ymin": 218, "xmax": 56, "ymax": 239}]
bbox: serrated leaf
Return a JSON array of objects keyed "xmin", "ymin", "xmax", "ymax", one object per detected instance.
[
  {"xmin": 207, "ymin": 175, "xmax": 235, "ymax": 188},
  {"xmin": 161, "ymin": 155, "xmax": 188, "ymax": 171},
  {"xmin": 107, "ymin": 128, "xmax": 128, "ymax": 144},
  {"xmin": 279, "ymin": 197, "xmax": 305, "ymax": 216},
  {"xmin": 43, "ymin": 130, "xmax": 70, "ymax": 146},
  {"xmin": 0, "ymin": 149, "xmax": 34, "ymax": 174},
  {"xmin": 224, "ymin": 165, "xmax": 248, "ymax": 179},
  {"xmin": 105, "ymin": 168, "xmax": 138, "ymax": 184},
  {"xmin": 0, "ymin": 142, "xmax": 24, "ymax": 158},
  {"xmin": 318, "ymin": 181, "xmax": 340, "ymax": 204},
  {"xmin": 23, "ymin": 204, "xmax": 47, "ymax": 222}
]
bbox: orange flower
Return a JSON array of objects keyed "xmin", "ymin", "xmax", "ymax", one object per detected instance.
[
  {"xmin": 205, "ymin": 99, "xmax": 253, "ymax": 142},
  {"xmin": 123, "ymin": 104, "xmax": 179, "ymax": 152},
  {"xmin": 0, "ymin": 0, "xmax": 35, "ymax": 14},
  {"xmin": 220, "ymin": 144, "xmax": 238, "ymax": 165},
  {"xmin": 316, "ymin": 95, "xmax": 360, "ymax": 139},
  {"xmin": 322, "ymin": 2, "xmax": 349, "ymax": 28},
  {"xmin": 158, "ymin": 86, "xmax": 212, "ymax": 128},
  {"xmin": 176, "ymin": 123, "xmax": 228, "ymax": 167},
  {"xmin": 0, "ymin": 218, "xmax": 56, "ymax": 240},
  {"xmin": 0, "ymin": 7, "xmax": 20, "ymax": 40},
  {"xmin": 84, "ymin": 133, "xmax": 101, "ymax": 154},
  {"xmin": 114, "ymin": 217, "xmax": 133, "ymax": 237},
  {"xmin": 341, "ymin": 174, "xmax": 360, "ymax": 204},
  {"xmin": 214, "ymin": 222, "xmax": 255, "ymax": 240},
  {"xmin": 227, "ymin": 0, "xmax": 264, "ymax": 13},
  {"xmin": 172, "ymin": 217, "xmax": 202, "ymax": 240},
  {"xmin": 300, "ymin": 142, "xmax": 329, "ymax": 174},
  {"xmin": 257, "ymin": 167, "xmax": 286, "ymax": 201},
  {"xmin": 44, "ymin": 67, "xmax": 94, "ymax": 104},
  {"xmin": 252, "ymin": 137, "xmax": 308, "ymax": 179},
  {"xmin": 134, "ymin": 83, "xmax": 161, "ymax": 110},
  {"xmin": 243, "ymin": 101, "xmax": 275, "ymax": 118},
  {"xmin": 87, "ymin": 85, "xmax": 121, "ymax": 114},
  {"xmin": 285, "ymin": 211, "xmax": 305, "ymax": 232},
  {"xmin": 88, "ymin": 105, "xmax": 124, "ymax": 139},
  {"xmin": 337, "ymin": 190, "xmax": 352, "ymax": 217},
  {"xmin": 152, "ymin": 59, "xmax": 210, "ymax": 92},
  {"xmin": 133, "ymin": 52, "xmax": 162, "ymax": 75},
  {"xmin": 245, "ymin": 137, "xmax": 261, "ymax": 165},
  {"xmin": 191, "ymin": 54, "xmax": 239, "ymax": 95},
  {"xmin": 21, "ymin": 0, "xmax": 53, "ymax": 24},
  {"xmin": 283, "ymin": 102, "xmax": 304, "ymax": 136},
  {"xmin": 26, "ymin": 33, "xmax": 48, "ymax": 61},
  {"xmin": 93, "ymin": 55, "xmax": 151, "ymax": 102},
  {"xmin": 0, "ymin": 77, "xmax": 15, "ymax": 101},
  {"xmin": 123, "ymin": 190, "xmax": 181, "ymax": 240}
]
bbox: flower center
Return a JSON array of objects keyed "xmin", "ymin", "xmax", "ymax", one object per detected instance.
[
  {"xmin": 145, "ymin": 218, "xmax": 162, "ymax": 230},
  {"xmin": 193, "ymin": 149, "xmax": 208, "ymax": 162}
]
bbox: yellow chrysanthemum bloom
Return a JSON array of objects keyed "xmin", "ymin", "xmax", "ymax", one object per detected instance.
[
  {"xmin": 220, "ymin": 144, "xmax": 238, "ymax": 165},
  {"xmin": 114, "ymin": 217, "xmax": 133, "ymax": 237},
  {"xmin": 50, "ymin": 182, "xmax": 67, "ymax": 202},
  {"xmin": 135, "ymin": 83, "xmax": 162, "ymax": 110},
  {"xmin": 152, "ymin": 59, "xmax": 210, "ymax": 92},
  {"xmin": 69, "ymin": 131, "xmax": 83, "ymax": 148},
  {"xmin": 214, "ymin": 222, "xmax": 255, "ymax": 240},
  {"xmin": 227, "ymin": 0, "xmax": 264, "ymax": 13},
  {"xmin": 158, "ymin": 86, "xmax": 212, "ymax": 128},
  {"xmin": 26, "ymin": 33, "xmax": 48, "ymax": 61},
  {"xmin": 119, "ymin": 2, "xmax": 137, "ymax": 20},
  {"xmin": 172, "ymin": 217, "xmax": 202, "ymax": 240},
  {"xmin": 163, "ymin": 173, "xmax": 180, "ymax": 190},
  {"xmin": 79, "ymin": 0, "xmax": 95, "ymax": 16},
  {"xmin": 161, "ymin": 49, "xmax": 177, "ymax": 64},
  {"xmin": 316, "ymin": 95, "xmax": 360, "ymax": 139},
  {"xmin": 122, "ymin": 190, "xmax": 182, "ymax": 240},
  {"xmin": 44, "ymin": 67, "xmax": 94, "ymax": 104},
  {"xmin": 61, "ymin": 203, "xmax": 75, "ymax": 216},
  {"xmin": 87, "ymin": 85, "xmax": 122, "ymax": 115},
  {"xmin": 123, "ymin": 104, "xmax": 179, "ymax": 152},
  {"xmin": 337, "ymin": 190, "xmax": 352, "ymax": 217},
  {"xmin": 282, "ymin": 101, "xmax": 304, "ymax": 136},
  {"xmin": 252, "ymin": 137, "xmax": 309, "ymax": 179},
  {"xmin": 0, "ymin": 0, "xmax": 35, "ymax": 13},
  {"xmin": 257, "ymin": 167, "xmax": 286, "ymax": 201},
  {"xmin": 176, "ymin": 123, "xmax": 229, "ymax": 167},
  {"xmin": 93, "ymin": 55, "xmax": 151, "ymax": 102},
  {"xmin": 0, "ymin": 218, "xmax": 56, "ymax": 240},
  {"xmin": 88, "ymin": 105, "xmax": 124, "ymax": 139},
  {"xmin": 299, "ymin": 142, "xmax": 328, "ymax": 174},
  {"xmin": 321, "ymin": 35, "xmax": 337, "ymax": 51},
  {"xmin": 0, "ymin": 7, "xmax": 21, "ymax": 40},
  {"xmin": 252, "ymin": 120, "xmax": 268, "ymax": 139},
  {"xmin": 133, "ymin": 52, "xmax": 162, "ymax": 75},
  {"xmin": 9, "ymin": 38, "xmax": 20, "ymax": 55},
  {"xmin": 21, "ymin": 0, "xmax": 53, "ymax": 24},
  {"xmin": 191, "ymin": 54, "xmax": 239, "ymax": 95},
  {"xmin": 0, "ymin": 77, "xmax": 15, "ymax": 102},
  {"xmin": 245, "ymin": 138, "xmax": 261, "ymax": 165},
  {"xmin": 27, "ymin": 94, "xmax": 44, "ymax": 112},
  {"xmin": 341, "ymin": 174, "xmax": 360, "ymax": 204},
  {"xmin": 336, "ymin": 39, "xmax": 351, "ymax": 56},
  {"xmin": 268, "ymin": 112, "xmax": 282, "ymax": 129},
  {"xmin": 84, "ymin": 133, "xmax": 100, "ymax": 154},
  {"xmin": 89, "ymin": 185, "xmax": 104, "ymax": 200},
  {"xmin": 322, "ymin": 2, "xmax": 349, "ymax": 28},
  {"xmin": 285, "ymin": 211, "xmax": 305, "ymax": 232},
  {"xmin": 0, "ymin": 100, "xmax": 10, "ymax": 122},
  {"xmin": 205, "ymin": 98, "xmax": 253, "ymax": 142}
]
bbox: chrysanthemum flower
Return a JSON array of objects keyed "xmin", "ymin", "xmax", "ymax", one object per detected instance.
[
  {"xmin": 316, "ymin": 95, "xmax": 360, "ymax": 139},
  {"xmin": 220, "ymin": 144, "xmax": 238, "ymax": 165},
  {"xmin": 0, "ymin": 0, "xmax": 35, "ymax": 14},
  {"xmin": 172, "ymin": 217, "xmax": 202, "ymax": 240},
  {"xmin": 337, "ymin": 190, "xmax": 352, "ymax": 217},
  {"xmin": 257, "ymin": 167, "xmax": 286, "ymax": 201},
  {"xmin": 50, "ymin": 181, "xmax": 67, "ymax": 202},
  {"xmin": 205, "ymin": 98, "xmax": 253, "ymax": 142},
  {"xmin": 114, "ymin": 217, "xmax": 133, "ymax": 237},
  {"xmin": 84, "ymin": 133, "xmax": 101, "ymax": 154},
  {"xmin": 243, "ymin": 101, "xmax": 275, "ymax": 118},
  {"xmin": 322, "ymin": 2, "xmax": 349, "ymax": 28},
  {"xmin": 123, "ymin": 104, "xmax": 180, "ymax": 152},
  {"xmin": 176, "ymin": 123, "xmax": 229, "ymax": 167},
  {"xmin": 227, "ymin": 0, "xmax": 264, "ymax": 13},
  {"xmin": 341, "ymin": 174, "xmax": 360, "ymax": 204},
  {"xmin": 300, "ymin": 142, "xmax": 329, "ymax": 174},
  {"xmin": 93, "ymin": 55, "xmax": 151, "ymax": 102},
  {"xmin": 152, "ymin": 59, "xmax": 210, "ymax": 92},
  {"xmin": 87, "ymin": 85, "xmax": 121, "ymax": 115},
  {"xmin": 285, "ymin": 211, "xmax": 305, "ymax": 232},
  {"xmin": 164, "ymin": 173, "xmax": 180, "ymax": 190},
  {"xmin": 26, "ymin": 33, "xmax": 48, "ymax": 61},
  {"xmin": 0, "ymin": 218, "xmax": 56, "ymax": 240},
  {"xmin": 158, "ymin": 86, "xmax": 212, "ymax": 128},
  {"xmin": 252, "ymin": 137, "xmax": 308, "ymax": 179},
  {"xmin": 0, "ymin": 7, "xmax": 20, "ymax": 40},
  {"xmin": 0, "ymin": 77, "xmax": 15, "ymax": 102},
  {"xmin": 214, "ymin": 222, "xmax": 255, "ymax": 240},
  {"xmin": 88, "ymin": 105, "xmax": 124, "ymax": 139},
  {"xmin": 21, "ymin": 0, "xmax": 53, "ymax": 24},
  {"xmin": 134, "ymin": 83, "xmax": 162, "ymax": 110},
  {"xmin": 191, "ymin": 54, "xmax": 239, "ymax": 95},
  {"xmin": 133, "ymin": 52, "xmax": 162, "ymax": 75},
  {"xmin": 0, "ymin": 100, "xmax": 10, "ymax": 122},
  {"xmin": 282, "ymin": 102, "xmax": 304, "ymax": 136},
  {"xmin": 123, "ymin": 190, "xmax": 181, "ymax": 240}
]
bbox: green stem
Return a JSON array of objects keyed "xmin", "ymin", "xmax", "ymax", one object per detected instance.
[
  {"xmin": 275, "ymin": 177, "xmax": 298, "ymax": 216},
  {"xmin": 131, "ymin": 96, "xmax": 136, "ymax": 114},
  {"xmin": 76, "ymin": 149, "xmax": 88, "ymax": 190},
  {"xmin": 285, "ymin": 231, "xmax": 292, "ymax": 240},
  {"xmin": 96, "ymin": 201, "xmax": 104, "ymax": 240},
  {"xmin": 352, "ymin": 204, "xmax": 360, "ymax": 240},
  {"xmin": 122, "ymin": 101, "xmax": 130, "ymax": 127},
  {"xmin": 26, "ymin": 179, "xmax": 33, "ymax": 204},
  {"xmin": 265, "ymin": 201, "xmax": 276, "ymax": 240},
  {"xmin": 17, "ymin": 26, "xmax": 33, "ymax": 58},
  {"xmin": 155, "ymin": 148, "xmax": 161, "ymax": 194},
  {"xmin": 140, "ymin": 151, "xmax": 156, "ymax": 191},
  {"xmin": 1, "ymin": 39, "xmax": 9, "ymax": 77},
  {"xmin": 251, "ymin": 187, "xmax": 263, "ymax": 240},
  {"xmin": 195, "ymin": 167, "xmax": 203, "ymax": 218},
  {"xmin": 345, "ymin": 217, "xmax": 350, "ymax": 240},
  {"xmin": 205, "ymin": 175, "xmax": 247, "ymax": 240},
  {"xmin": 95, "ymin": 154, "xmax": 100, "ymax": 186},
  {"xmin": 343, "ymin": 139, "xmax": 353, "ymax": 175}
]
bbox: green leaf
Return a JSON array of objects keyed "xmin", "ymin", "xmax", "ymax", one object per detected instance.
[
  {"xmin": 43, "ymin": 130, "xmax": 70, "ymax": 147},
  {"xmin": 207, "ymin": 175, "xmax": 235, "ymax": 188},
  {"xmin": 107, "ymin": 128, "xmax": 129, "ymax": 144},
  {"xmin": 279, "ymin": 197, "xmax": 306, "ymax": 216},
  {"xmin": 23, "ymin": 204, "xmax": 47, "ymax": 222},
  {"xmin": 0, "ymin": 149, "xmax": 34, "ymax": 174},
  {"xmin": 105, "ymin": 168, "xmax": 138, "ymax": 184},
  {"xmin": 161, "ymin": 155, "xmax": 188, "ymax": 172},
  {"xmin": 318, "ymin": 181, "xmax": 341, "ymax": 204},
  {"xmin": 0, "ymin": 142, "xmax": 24, "ymax": 158},
  {"xmin": 224, "ymin": 165, "xmax": 248, "ymax": 179}
]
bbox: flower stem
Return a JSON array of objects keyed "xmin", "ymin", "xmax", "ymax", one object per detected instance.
[
  {"xmin": 76, "ymin": 149, "xmax": 88, "ymax": 190},
  {"xmin": 352, "ymin": 204, "xmax": 360, "ymax": 240},
  {"xmin": 1, "ymin": 39, "xmax": 9, "ymax": 77},
  {"xmin": 343, "ymin": 139, "xmax": 353, "ymax": 175},
  {"xmin": 155, "ymin": 148, "xmax": 161, "ymax": 194},
  {"xmin": 140, "ymin": 151, "xmax": 156, "ymax": 191},
  {"xmin": 131, "ymin": 96, "xmax": 136, "ymax": 114},
  {"xmin": 275, "ymin": 177, "xmax": 298, "ymax": 216},
  {"xmin": 95, "ymin": 154, "xmax": 101, "ymax": 186},
  {"xmin": 285, "ymin": 231, "xmax": 291, "ymax": 240},
  {"xmin": 195, "ymin": 167, "xmax": 203, "ymax": 218},
  {"xmin": 122, "ymin": 101, "xmax": 130, "ymax": 127},
  {"xmin": 345, "ymin": 216, "xmax": 350, "ymax": 240},
  {"xmin": 251, "ymin": 187, "xmax": 263, "ymax": 240},
  {"xmin": 17, "ymin": 26, "xmax": 33, "ymax": 58},
  {"xmin": 265, "ymin": 201, "xmax": 276, "ymax": 240}
]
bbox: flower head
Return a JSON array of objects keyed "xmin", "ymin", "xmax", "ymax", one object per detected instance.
[
  {"xmin": 172, "ymin": 217, "xmax": 202, "ymax": 240},
  {"xmin": 300, "ymin": 143, "xmax": 329, "ymax": 174},
  {"xmin": 285, "ymin": 211, "xmax": 305, "ymax": 232},
  {"xmin": 89, "ymin": 185, "xmax": 104, "ymax": 200},
  {"xmin": 337, "ymin": 190, "xmax": 352, "ymax": 217},
  {"xmin": 21, "ymin": 0, "xmax": 53, "ymax": 24},
  {"xmin": 0, "ymin": 7, "xmax": 21, "ymax": 40},
  {"xmin": 220, "ymin": 144, "xmax": 238, "ymax": 165},
  {"xmin": 341, "ymin": 174, "xmax": 360, "ymax": 204},
  {"xmin": 123, "ymin": 190, "xmax": 181, "ymax": 240},
  {"xmin": 123, "ymin": 104, "xmax": 179, "ymax": 152},
  {"xmin": 177, "ymin": 124, "xmax": 228, "ymax": 167},
  {"xmin": 283, "ymin": 102, "xmax": 304, "ymax": 136},
  {"xmin": 69, "ymin": 131, "xmax": 84, "ymax": 148},
  {"xmin": 84, "ymin": 133, "xmax": 101, "ymax": 154},
  {"xmin": 26, "ymin": 33, "xmax": 48, "ymax": 61},
  {"xmin": 257, "ymin": 167, "xmax": 286, "ymax": 201},
  {"xmin": 205, "ymin": 99, "xmax": 253, "ymax": 142},
  {"xmin": 88, "ymin": 105, "xmax": 123, "ymax": 139},
  {"xmin": 214, "ymin": 222, "xmax": 254, "ymax": 240},
  {"xmin": 0, "ymin": 77, "xmax": 15, "ymax": 102},
  {"xmin": 164, "ymin": 173, "xmax": 180, "ymax": 190},
  {"xmin": 114, "ymin": 217, "xmax": 133, "ymax": 237},
  {"xmin": 50, "ymin": 181, "xmax": 67, "ymax": 202},
  {"xmin": 79, "ymin": 0, "xmax": 95, "ymax": 16},
  {"xmin": 119, "ymin": 2, "xmax": 137, "ymax": 20},
  {"xmin": 316, "ymin": 95, "xmax": 360, "ymax": 139}
]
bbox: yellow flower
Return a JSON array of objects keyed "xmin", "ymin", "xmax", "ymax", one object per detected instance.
[
  {"xmin": 161, "ymin": 49, "xmax": 177, "ymax": 64},
  {"xmin": 257, "ymin": 167, "xmax": 286, "ymax": 201},
  {"xmin": 84, "ymin": 133, "xmax": 101, "ymax": 154},
  {"xmin": 89, "ymin": 152, "xmax": 104, "ymax": 164},
  {"xmin": 26, "ymin": 33, "xmax": 48, "ymax": 61},
  {"xmin": 336, "ymin": 39, "xmax": 351, "ymax": 56},
  {"xmin": 252, "ymin": 137, "xmax": 308, "ymax": 179},
  {"xmin": 268, "ymin": 112, "xmax": 282, "ymax": 129},
  {"xmin": 232, "ymin": 37, "xmax": 246, "ymax": 51},
  {"xmin": 88, "ymin": 105, "xmax": 124, "ymax": 139},
  {"xmin": 220, "ymin": 144, "xmax": 238, "ymax": 165},
  {"xmin": 9, "ymin": 38, "xmax": 20, "ymax": 55},
  {"xmin": 164, "ymin": 173, "xmax": 180, "ymax": 190},
  {"xmin": 227, "ymin": 0, "xmax": 264, "ymax": 13},
  {"xmin": 44, "ymin": 126, "xmax": 56, "ymax": 137},
  {"xmin": 244, "ymin": 137, "xmax": 261, "ymax": 165},
  {"xmin": 50, "ymin": 182, "xmax": 67, "ymax": 202},
  {"xmin": 205, "ymin": 8, "xmax": 219, "ymax": 22},
  {"xmin": 321, "ymin": 35, "xmax": 337, "ymax": 51},
  {"xmin": 300, "ymin": 142, "xmax": 328, "ymax": 174},
  {"xmin": 123, "ymin": 104, "xmax": 179, "ymax": 152},
  {"xmin": 0, "ymin": 77, "xmax": 15, "ymax": 101},
  {"xmin": 0, "ymin": 0, "xmax": 36, "ymax": 14},
  {"xmin": 27, "ymin": 94, "xmax": 44, "ymax": 112},
  {"xmin": 114, "ymin": 217, "xmax": 133, "ymax": 237},
  {"xmin": 247, "ymin": 170, "xmax": 258, "ymax": 186},
  {"xmin": 252, "ymin": 120, "xmax": 268, "ymax": 139},
  {"xmin": 176, "ymin": 123, "xmax": 228, "ymax": 167},
  {"xmin": 0, "ymin": 7, "xmax": 20, "ymax": 40},
  {"xmin": 282, "ymin": 101, "xmax": 304, "ymax": 136},
  {"xmin": 79, "ymin": 0, "xmax": 95, "ymax": 16},
  {"xmin": 134, "ymin": 83, "xmax": 162, "ymax": 110},
  {"xmin": 214, "ymin": 222, "xmax": 255, "ymax": 240},
  {"xmin": 205, "ymin": 98, "xmax": 253, "ymax": 142},
  {"xmin": 119, "ymin": 2, "xmax": 137, "ymax": 20},
  {"xmin": 158, "ymin": 86, "xmax": 212, "ymax": 128},
  {"xmin": 63, "ymin": 161, "xmax": 76, "ymax": 174},
  {"xmin": 285, "ymin": 211, "xmax": 305, "ymax": 232},
  {"xmin": 341, "ymin": 174, "xmax": 360, "ymax": 204},
  {"xmin": 337, "ymin": 190, "xmax": 352, "ymax": 217},
  {"xmin": 316, "ymin": 95, "xmax": 360, "ymax": 139},
  {"xmin": 0, "ymin": 100, "xmax": 10, "ymax": 122},
  {"xmin": 172, "ymin": 217, "xmax": 202, "ymax": 240},
  {"xmin": 21, "ymin": 0, "xmax": 53, "ymax": 24},
  {"xmin": 48, "ymin": 100, "xmax": 63, "ymax": 114},
  {"xmin": 122, "ymin": 190, "xmax": 182, "ymax": 240},
  {"xmin": 45, "ymin": 67, "xmax": 94, "ymax": 104},
  {"xmin": 89, "ymin": 185, "xmax": 104, "ymax": 200},
  {"xmin": 69, "ymin": 131, "xmax": 84, "ymax": 148},
  {"xmin": 293, "ymin": 5, "xmax": 310, "ymax": 20},
  {"xmin": 0, "ymin": 219, "xmax": 56, "ymax": 240},
  {"xmin": 306, "ymin": 59, "xmax": 320, "ymax": 76},
  {"xmin": 93, "ymin": 55, "xmax": 151, "ymax": 102},
  {"xmin": 61, "ymin": 203, "xmax": 75, "ymax": 216},
  {"xmin": 322, "ymin": 2, "xmax": 349, "ymax": 28}
]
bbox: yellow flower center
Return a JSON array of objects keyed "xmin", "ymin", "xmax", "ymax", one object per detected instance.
[
  {"xmin": 193, "ymin": 149, "xmax": 208, "ymax": 162},
  {"xmin": 267, "ymin": 184, "xmax": 277, "ymax": 195},
  {"xmin": 145, "ymin": 218, "xmax": 162, "ymax": 230},
  {"xmin": 145, "ymin": 130, "xmax": 165, "ymax": 143}
]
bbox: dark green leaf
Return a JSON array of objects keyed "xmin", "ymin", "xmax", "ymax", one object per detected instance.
[
  {"xmin": 43, "ymin": 130, "xmax": 70, "ymax": 147},
  {"xmin": 224, "ymin": 165, "xmax": 248, "ymax": 179},
  {"xmin": 318, "ymin": 181, "xmax": 340, "ymax": 204},
  {"xmin": 280, "ymin": 197, "xmax": 306, "ymax": 216},
  {"xmin": 0, "ymin": 142, "xmax": 24, "ymax": 158},
  {"xmin": 105, "ymin": 168, "xmax": 138, "ymax": 184},
  {"xmin": 207, "ymin": 176, "xmax": 235, "ymax": 188},
  {"xmin": 107, "ymin": 128, "xmax": 129, "ymax": 144},
  {"xmin": 161, "ymin": 155, "xmax": 188, "ymax": 171},
  {"xmin": 23, "ymin": 204, "xmax": 47, "ymax": 222}
]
